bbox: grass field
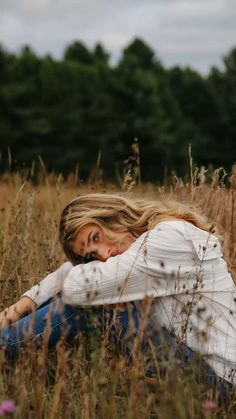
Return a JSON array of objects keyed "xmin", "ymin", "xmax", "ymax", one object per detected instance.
[{"xmin": 0, "ymin": 166, "xmax": 235, "ymax": 418}]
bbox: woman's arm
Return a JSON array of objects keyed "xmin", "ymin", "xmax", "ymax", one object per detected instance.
[
  {"xmin": 0, "ymin": 296, "xmax": 36, "ymax": 329},
  {"xmin": 21, "ymin": 261, "xmax": 73, "ymax": 307},
  {"xmin": 62, "ymin": 230, "xmax": 158, "ymax": 306},
  {"xmin": 0, "ymin": 262, "xmax": 73, "ymax": 329},
  {"xmin": 61, "ymin": 221, "xmax": 225, "ymax": 307}
]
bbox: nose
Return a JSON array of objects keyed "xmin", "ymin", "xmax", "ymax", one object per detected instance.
[{"xmin": 97, "ymin": 245, "xmax": 114, "ymax": 261}]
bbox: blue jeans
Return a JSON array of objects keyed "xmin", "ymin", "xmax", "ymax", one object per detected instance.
[
  {"xmin": 0, "ymin": 297, "xmax": 232, "ymax": 404},
  {"xmin": 0, "ymin": 297, "xmax": 139, "ymax": 359}
]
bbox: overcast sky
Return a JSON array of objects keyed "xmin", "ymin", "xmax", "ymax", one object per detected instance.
[{"xmin": 0, "ymin": 0, "xmax": 235, "ymax": 74}]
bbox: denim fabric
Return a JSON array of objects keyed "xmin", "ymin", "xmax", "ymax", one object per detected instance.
[
  {"xmin": 0, "ymin": 296, "xmax": 232, "ymax": 405},
  {"xmin": 0, "ymin": 297, "xmax": 139, "ymax": 358}
]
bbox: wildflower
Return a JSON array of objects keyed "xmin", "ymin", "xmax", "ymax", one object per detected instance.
[
  {"xmin": 202, "ymin": 399, "xmax": 217, "ymax": 411},
  {"xmin": 0, "ymin": 400, "xmax": 15, "ymax": 415}
]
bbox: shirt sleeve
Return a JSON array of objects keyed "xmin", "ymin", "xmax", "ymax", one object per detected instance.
[
  {"xmin": 62, "ymin": 227, "xmax": 182, "ymax": 306},
  {"xmin": 22, "ymin": 262, "xmax": 73, "ymax": 307},
  {"xmin": 62, "ymin": 221, "xmax": 227, "ymax": 307}
]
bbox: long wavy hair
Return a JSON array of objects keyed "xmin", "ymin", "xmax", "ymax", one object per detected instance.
[{"xmin": 59, "ymin": 193, "xmax": 211, "ymax": 265}]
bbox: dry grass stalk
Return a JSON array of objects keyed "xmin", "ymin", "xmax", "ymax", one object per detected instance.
[{"xmin": 0, "ymin": 168, "xmax": 235, "ymax": 417}]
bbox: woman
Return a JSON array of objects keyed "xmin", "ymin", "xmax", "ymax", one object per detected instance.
[{"xmin": 0, "ymin": 193, "xmax": 236, "ymax": 389}]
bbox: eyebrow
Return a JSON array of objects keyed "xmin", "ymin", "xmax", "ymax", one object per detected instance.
[{"xmin": 87, "ymin": 231, "xmax": 92, "ymax": 248}]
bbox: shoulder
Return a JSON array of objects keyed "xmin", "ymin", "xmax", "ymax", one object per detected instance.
[
  {"xmin": 148, "ymin": 220, "xmax": 191, "ymax": 242},
  {"xmin": 151, "ymin": 220, "xmax": 211, "ymax": 241},
  {"xmin": 144, "ymin": 220, "xmax": 190, "ymax": 251},
  {"xmin": 124, "ymin": 221, "xmax": 191, "ymax": 259},
  {"xmin": 149, "ymin": 220, "xmax": 222, "ymax": 260},
  {"xmin": 152, "ymin": 220, "xmax": 197, "ymax": 234}
]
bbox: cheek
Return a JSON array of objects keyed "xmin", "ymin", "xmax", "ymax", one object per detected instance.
[
  {"xmin": 123, "ymin": 235, "xmax": 135, "ymax": 248},
  {"xmin": 73, "ymin": 239, "xmax": 87, "ymax": 256},
  {"xmin": 115, "ymin": 236, "xmax": 132, "ymax": 251}
]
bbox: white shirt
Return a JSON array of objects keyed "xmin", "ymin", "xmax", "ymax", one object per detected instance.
[{"xmin": 22, "ymin": 221, "xmax": 236, "ymax": 384}]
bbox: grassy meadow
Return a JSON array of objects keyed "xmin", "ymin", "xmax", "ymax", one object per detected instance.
[{"xmin": 0, "ymin": 165, "xmax": 236, "ymax": 418}]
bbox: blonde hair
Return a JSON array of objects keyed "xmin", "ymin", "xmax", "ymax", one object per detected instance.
[{"xmin": 59, "ymin": 193, "xmax": 211, "ymax": 265}]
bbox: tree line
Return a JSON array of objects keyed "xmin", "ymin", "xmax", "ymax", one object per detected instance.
[{"xmin": 0, "ymin": 38, "xmax": 235, "ymax": 182}]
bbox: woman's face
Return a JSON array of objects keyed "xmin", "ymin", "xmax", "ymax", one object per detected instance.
[{"xmin": 72, "ymin": 223, "xmax": 134, "ymax": 262}]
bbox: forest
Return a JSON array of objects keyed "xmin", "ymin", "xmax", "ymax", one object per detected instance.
[
  {"xmin": 1, "ymin": 37, "xmax": 236, "ymax": 418},
  {"xmin": 0, "ymin": 37, "xmax": 235, "ymax": 181}
]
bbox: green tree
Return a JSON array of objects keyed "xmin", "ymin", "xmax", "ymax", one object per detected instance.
[
  {"xmin": 0, "ymin": 39, "xmax": 235, "ymax": 181},
  {"xmin": 168, "ymin": 66, "xmax": 220, "ymax": 168},
  {"xmin": 93, "ymin": 43, "xmax": 109, "ymax": 65},
  {"xmin": 207, "ymin": 48, "xmax": 236, "ymax": 169},
  {"xmin": 64, "ymin": 41, "xmax": 93, "ymax": 65},
  {"xmin": 112, "ymin": 47, "xmax": 180, "ymax": 180},
  {"xmin": 122, "ymin": 37, "xmax": 156, "ymax": 69}
]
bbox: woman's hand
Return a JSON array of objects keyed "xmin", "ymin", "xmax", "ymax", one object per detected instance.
[{"xmin": 0, "ymin": 297, "xmax": 36, "ymax": 329}]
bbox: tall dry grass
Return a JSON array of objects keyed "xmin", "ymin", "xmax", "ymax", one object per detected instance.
[{"xmin": 0, "ymin": 163, "xmax": 236, "ymax": 418}]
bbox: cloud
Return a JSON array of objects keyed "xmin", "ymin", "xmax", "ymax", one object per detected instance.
[{"xmin": 0, "ymin": 0, "xmax": 235, "ymax": 73}]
